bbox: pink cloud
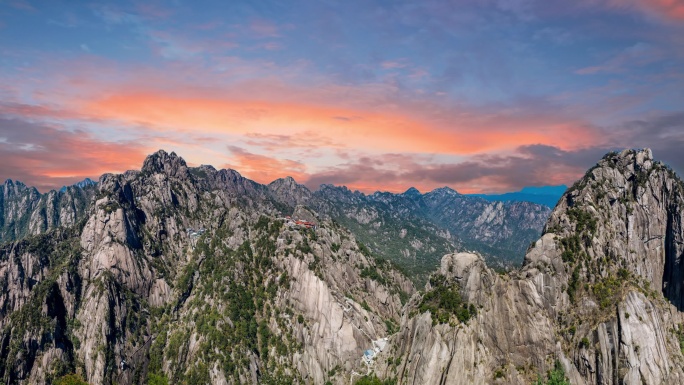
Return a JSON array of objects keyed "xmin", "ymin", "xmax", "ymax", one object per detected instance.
[
  {"xmin": 601, "ymin": 0, "xmax": 684, "ymax": 21},
  {"xmin": 9, "ymin": 0, "xmax": 35, "ymax": 11},
  {"xmin": 226, "ymin": 146, "xmax": 308, "ymax": 183},
  {"xmin": 381, "ymin": 60, "xmax": 407, "ymax": 69},
  {"xmin": 0, "ymin": 116, "xmax": 149, "ymax": 191},
  {"xmin": 249, "ymin": 19, "xmax": 280, "ymax": 38}
]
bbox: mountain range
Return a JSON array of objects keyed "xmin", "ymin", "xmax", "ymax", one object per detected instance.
[
  {"xmin": 0, "ymin": 163, "xmax": 551, "ymax": 284},
  {"xmin": 0, "ymin": 148, "xmax": 683, "ymax": 384}
]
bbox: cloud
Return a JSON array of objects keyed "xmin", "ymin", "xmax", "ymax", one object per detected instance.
[
  {"xmin": 0, "ymin": 115, "xmax": 148, "ymax": 192},
  {"xmin": 303, "ymin": 112, "xmax": 684, "ymax": 194},
  {"xmin": 609, "ymin": 0, "xmax": 684, "ymax": 22},
  {"xmin": 304, "ymin": 145, "xmax": 614, "ymax": 194},
  {"xmin": 249, "ymin": 19, "xmax": 280, "ymax": 38},
  {"xmin": 9, "ymin": 0, "xmax": 35, "ymax": 12},
  {"xmin": 134, "ymin": 2, "xmax": 174, "ymax": 20},
  {"xmin": 226, "ymin": 146, "xmax": 308, "ymax": 183},
  {"xmin": 576, "ymin": 42, "xmax": 662, "ymax": 75},
  {"xmin": 74, "ymin": 86, "xmax": 599, "ymax": 156},
  {"xmin": 619, "ymin": 111, "xmax": 684, "ymax": 171},
  {"xmin": 381, "ymin": 60, "xmax": 408, "ymax": 69},
  {"xmin": 243, "ymin": 132, "xmax": 338, "ymax": 151}
]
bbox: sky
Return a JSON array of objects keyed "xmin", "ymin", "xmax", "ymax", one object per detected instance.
[{"xmin": 1, "ymin": 0, "xmax": 683, "ymax": 194}]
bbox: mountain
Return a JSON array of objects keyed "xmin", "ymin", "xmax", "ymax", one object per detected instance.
[
  {"xmin": 470, "ymin": 185, "xmax": 567, "ymax": 208},
  {"xmin": 0, "ymin": 178, "xmax": 96, "ymax": 244},
  {"xmin": 372, "ymin": 148, "xmax": 684, "ymax": 384},
  {"xmin": 0, "ymin": 165, "xmax": 550, "ymax": 288},
  {"xmin": 59, "ymin": 178, "xmax": 98, "ymax": 193},
  {"xmin": 0, "ymin": 150, "xmax": 413, "ymax": 384},
  {"xmin": 283, "ymin": 183, "xmax": 551, "ymax": 281},
  {"xmin": 7, "ymin": 149, "xmax": 671, "ymax": 385}
]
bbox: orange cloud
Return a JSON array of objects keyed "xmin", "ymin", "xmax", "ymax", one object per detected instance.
[
  {"xmin": 79, "ymin": 92, "xmax": 598, "ymax": 155},
  {"xmin": 611, "ymin": 0, "xmax": 684, "ymax": 21},
  {"xmin": 0, "ymin": 116, "xmax": 148, "ymax": 191},
  {"xmin": 226, "ymin": 146, "xmax": 309, "ymax": 183}
]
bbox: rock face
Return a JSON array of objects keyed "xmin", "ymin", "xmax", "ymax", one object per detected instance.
[
  {"xmin": 0, "ymin": 179, "xmax": 95, "ymax": 243},
  {"xmin": 0, "ymin": 150, "xmax": 413, "ymax": 385},
  {"xmin": 375, "ymin": 149, "xmax": 684, "ymax": 385}
]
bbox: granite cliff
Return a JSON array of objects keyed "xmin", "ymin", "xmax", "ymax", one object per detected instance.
[{"xmin": 372, "ymin": 149, "xmax": 684, "ymax": 384}]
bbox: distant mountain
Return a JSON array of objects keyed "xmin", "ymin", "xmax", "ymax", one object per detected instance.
[
  {"xmin": 298, "ymin": 184, "xmax": 551, "ymax": 279},
  {"xmin": 0, "ymin": 178, "xmax": 96, "ymax": 243},
  {"xmin": 59, "ymin": 177, "xmax": 97, "ymax": 193},
  {"xmin": 469, "ymin": 184, "xmax": 567, "ymax": 207}
]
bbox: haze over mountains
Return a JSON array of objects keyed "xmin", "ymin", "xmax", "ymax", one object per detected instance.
[
  {"xmin": 469, "ymin": 185, "xmax": 567, "ymax": 208},
  {"xmin": 1, "ymin": 148, "xmax": 684, "ymax": 385}
]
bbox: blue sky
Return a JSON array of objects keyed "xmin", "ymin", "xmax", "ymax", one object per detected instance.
[{"xmin": 1, "ymin": 0, "xmax": 683, "ymax": 193}]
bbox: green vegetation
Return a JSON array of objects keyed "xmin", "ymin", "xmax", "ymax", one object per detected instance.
[
  {"xmin": 592, "ymin": 275, "xmax": 622, "ymax": 309},
  {"xmin": 333, "ymin": 214, "xmax": 453, "ymax": 286},
  {"xmin": 355, "ymin": 374, "xmax": 397, "ymax": 385},
  {"xmin": 418, "ymin": 274, "xmax": 476, "ymax": 325},
  {"xmin": 145, "ymin": 214, "xmax": 310, "ymax": 384},
  {"xmin": 579, "ymin": 337, "xmax": 590, "ymax": 349},
  {"xmin": 54, "ymin": 374, "xmax": 90, "ymax": 385},
  {"xmin": 0, "ymin": 228, "xmax": 86, "ymax": 384},
  {"xmin": 559, "ymin": 235, "xmax": 581, "ymax": 264},
  {"xmin": 566, "ymin": 207, "xmax": 597, "ymax": 235},
  {"xmin": 385, "ymin": 318, "xmax": 399, "ymax": 334},
  {"xmin": 534, "ymin": 360, "xmax": 570, "ymax": 385},
  {"xmin": 567, "ymin": 266, "xmax": 580, "ymax": 303},
  {"xmin": 361, "ymin": 300, "xmax": 372, "ymax": 312},
  {"xmin": 360, "ymin": 265, "xmax": 387, "ymax": 285},
  {"xmin": 147, "ymin": 373, "xmax": 169, "ymax": 385},
  {"xmin": 675, "ymin": 325, "xmax": 684, "ymax": 355}
]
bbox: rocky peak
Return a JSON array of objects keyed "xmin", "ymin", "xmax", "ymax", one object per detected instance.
[
  {"xmin": 2, "ymin": 179, "xmax": 32, "ymax": 195},
  {"xmin": 141, "ymin": 149, "xmax": 188, "ymax": 177},
  {"xmin": 2, "ymin": 179, "xmax": 39, "ymax": 203},
  {"xmin": 383, "ymin": 149, "xmax": 684, "ymax": 385},
  {"xmin": 268, "ymin": 176, "xmax": 306, "ymax": 193},
  {"xmin": 315, "ymin": 184, "xmax": 359, "ymax": 204},
  {"xmin": 401, "ymin": 187, "xmax": 421, "ymax": 198},
  {"xmin": 60, "ymin": 177, "xmax": 97, "ymax": 193},
  {"xmin": 537, "ymin": 147, "xmax": 684, "ymax": 309},
  {"xmin": 268, "ymin": 176, "xmax": 313, "ymax": 208},
  {"xmin": 426, "ymin": 186, "xmax": 460, "ymax": 197}
]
